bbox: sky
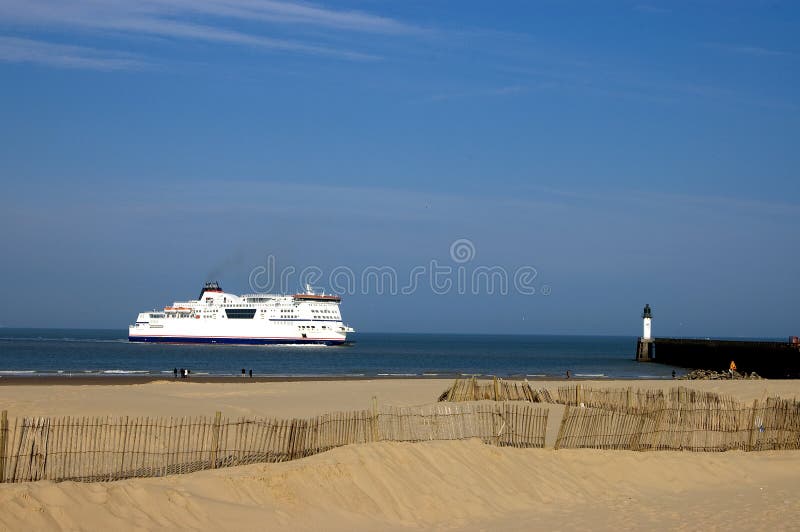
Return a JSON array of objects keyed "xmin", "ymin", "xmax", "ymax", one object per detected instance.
[{"xmin": 0, "ymin": 1, "xmax": 798, "ymax": 337}]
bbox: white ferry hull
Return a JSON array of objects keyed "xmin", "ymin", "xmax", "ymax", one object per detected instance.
[
  {"xmin": 128, "ymin": 282, "xmax": 353, "ymax": 346},
  {"xmin": 128, "ymin": 334, "xmax": 347, "ymax": 346}
]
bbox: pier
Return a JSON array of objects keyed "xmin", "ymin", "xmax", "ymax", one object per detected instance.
[{"xmin": 634, "ymin": 305, "xmax": 800, "ymax": 378}]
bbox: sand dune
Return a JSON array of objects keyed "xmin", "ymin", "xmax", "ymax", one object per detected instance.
[{"xmin": 0, "ymin": 440, "xmax": 798, "ymax": 531}]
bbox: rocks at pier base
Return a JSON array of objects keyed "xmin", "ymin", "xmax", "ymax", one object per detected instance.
[{"xmin": 679, "ymin": 369, "xmax": 762, "ymax": 380}]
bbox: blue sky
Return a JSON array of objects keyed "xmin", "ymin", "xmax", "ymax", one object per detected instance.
[{"xmin": 0, "ymin": 1, "xmax": 798, "ymax": 336}]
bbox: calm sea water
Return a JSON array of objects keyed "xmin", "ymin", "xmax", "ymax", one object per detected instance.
[{"xmin": 0, "ymin": 329, "xmax": 679, "ymax": 379}]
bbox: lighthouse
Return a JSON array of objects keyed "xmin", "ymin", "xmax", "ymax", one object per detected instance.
[
  {"xmin": 642, "ymin": 304, "xmax": 652, "ymax": 340},
  {"xmin": 636, "ymin": 304, "xmax": 655, "ymax": 361}
]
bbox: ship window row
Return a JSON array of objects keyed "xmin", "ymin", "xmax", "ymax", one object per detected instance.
[{"xmin": 225, "ymin": 308, "xmax": 257, "ymax": 319}]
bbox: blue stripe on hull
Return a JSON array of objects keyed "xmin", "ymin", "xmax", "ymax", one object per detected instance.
[{"xmin": 129, "ymin": 336, "xmax": 346, "ymax": 346}]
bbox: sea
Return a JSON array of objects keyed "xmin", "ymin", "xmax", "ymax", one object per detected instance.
[{"xmin": 0, "ymin": 329, "xmax": 679, "ymax": 379}]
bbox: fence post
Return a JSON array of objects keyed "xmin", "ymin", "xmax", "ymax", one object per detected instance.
[
  {"xmin": 630, "ymin": 411, "xmax": 648, "ymax": 451},
  {"xmin": 211, "ymin": 412, "xmax": 221, "ymax": 469},
  {"xmin": 651, "ymin": 406, "xmax": 667, "ymax": 451},
  {"xmin": 0, "ymin": 411, "xmax": 7, "ymax": 483},
  {"xmin": 747, "ymin": 399, "xmax": 759, "ymax": 452},
  {"xmin": 554, "ymin": 405, "xmax": 571, "ymax": 450},
  {"xmin": 494, "ymin": 404, "xmax": 503, "ymax": 446},
  {"xmin": 576, "ymin": 384, "xmax": 582, "ymax": 406},
  {"xmin": 493, "ymin": 376, "xmax": 500, "ymax": 401},
  {"xmin": 371, "ymin": 396, "xmax": 380, "ymax": 443},
  {"xmin": 119, "ymin": 416, "xmax": 129, "ymax": 478},
  {"xmin": 446, "ymin": 378, "xmax": 458, "ymax": 401}
]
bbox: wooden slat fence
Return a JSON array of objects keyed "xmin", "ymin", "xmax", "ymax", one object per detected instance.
[
  {"xmin": 556, "ymin": 385, "xmax": 667, "ymax": 411},
  {"xmin": 751, "ymin": 397, "xmax": 800, "ymax": 451},
  {"xmin": 0, "ymin": 402, "xmax": 548, "ymax": 484},
  {"xmin": 439, "ymin": 377, "xmax": 554, "ymax": 403},
  {"xmin": 439, "ymin": 379, "xmax": 800, "ymax": 453},
  {"xmin": 667, "ymin": 387, "xmax": 742, "ymax": 409},
  {"xmin": 555, "ymin": 397, "xmax": 800, "ymax": 452},
  {"xmin": 379, "ymin": 402, "xmax": 548, "ymax": 448},
  {"xmin": 554, "ymin": 385, "xmax": 741, "ymax": 412},
  {"xmin": 441, "ymin": 379, "xmax": 743, "ymax": 413}
]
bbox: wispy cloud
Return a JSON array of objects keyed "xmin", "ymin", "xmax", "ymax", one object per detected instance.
[
  {"xmin": 521, "ymin": 185, "xmax": 800, "ymax": 220},
  {"xmin": 87, "ymin": 16, "xmax": 380, "ymax": 61},
  {"xmin": 705, "ymin": 42, "xmax": 793, "ymax": 58},
  {"xmin": 489, "ymin": 85, "xmax": 526, "ymax": 96},
  {"xmin": 149, "ymin": 0, "xmax": 421, "ymax": 35},
  {"xmin": 634, "ymin": 5, "xmax": 671, "ymax": 15},
  {"xmin": 0, "ymin": 0, "xmax": 421, "ymax": 63},
  {"xmin": 494, "ymin": 57, "xmax": 799, "ymax": 111},
  {"xmin": 421, "ymin": 83, "xmax": 556, "ymax": 103},
  {"xmin": 0, "ymin": 0, "xmax": 420, "ymax": 34},
  {"xmin": 0, "ymin": 36, "xmax": 148, "ymax": 70}
]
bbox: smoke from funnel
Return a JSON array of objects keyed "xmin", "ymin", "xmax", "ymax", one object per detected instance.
[{"xmin": 205, "ymin": 248, "xmax": 248, "ymax": 282}]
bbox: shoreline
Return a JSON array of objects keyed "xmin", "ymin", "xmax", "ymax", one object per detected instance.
[{"xmin": 0, "ymin": 373, "xmax": 673, "ymax": 386}]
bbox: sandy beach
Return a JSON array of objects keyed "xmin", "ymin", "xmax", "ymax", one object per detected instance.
[
  {"xmin": 1, "ymin": 377, "xmax": 797, "ymax": 417},
  {"xmin": 0, "ymin": 378, "xmax": 798, "ymax": 531}
]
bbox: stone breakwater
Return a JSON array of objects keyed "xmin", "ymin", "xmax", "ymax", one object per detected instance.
[{"xmin": 679, "ymin": 369, "xmax": 762, "ymax": 380}]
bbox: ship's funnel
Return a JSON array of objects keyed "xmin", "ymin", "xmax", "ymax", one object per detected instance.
[{"xmin": 199, "ymin": 281, "xmax": 222, "ymax": 299}]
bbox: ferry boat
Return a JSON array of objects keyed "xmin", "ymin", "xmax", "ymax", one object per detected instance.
[{"xmin": 129, "ymin": 282, "xmax": 354, "ymax": 345}]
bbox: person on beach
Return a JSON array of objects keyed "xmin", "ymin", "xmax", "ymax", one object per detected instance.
[
  {"xmin": 241, "ymin": 368, "xmax": 246, "ymax": 377},
  {"xmin": 180, "ymin": 368, "xmax": 185, "ymax": 378},
  {"xmin": 249, "ymin": 369, "xmax": 253, "ymax": 378},
  {"xmin": 173, "ymin": 367, "xmax": 178, "ymax": 379},
  {"xmin": 566, "ymin": 370, "xmax": 571, "ymax": 379}
]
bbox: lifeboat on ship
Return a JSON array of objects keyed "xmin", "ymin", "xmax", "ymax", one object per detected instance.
[{"xmin": 292, "ymin": 284, "xmax": 341, "ymax": 302}]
